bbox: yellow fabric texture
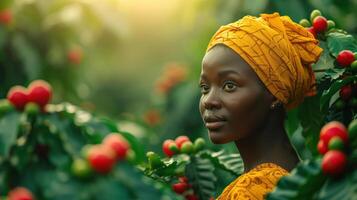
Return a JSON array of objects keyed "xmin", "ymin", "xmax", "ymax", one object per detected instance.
[
  {"xmin": 217, "ymin": 163, "xmax": 289, "ymax": 200},
  {"xmin": 206, "ymin": 12, "xmax": 323, "ymax": 110}
]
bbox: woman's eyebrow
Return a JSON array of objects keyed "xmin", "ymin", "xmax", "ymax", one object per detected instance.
[{"xmin": 218, "ymin": 69, "xmax": 240, "ymax": 77}]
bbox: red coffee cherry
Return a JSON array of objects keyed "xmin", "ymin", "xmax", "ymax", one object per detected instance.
[
  {"xmin": 339, "ymin": 85, "xmax": 353, "ymax": 101},
  {"xmin": 7, "ymin": 86, "xmax": 28, "ymax": 110},
  {"xmin": 313, "ymin": 16, "xmax": 328, "ymax": 33},
  {"xmin": 162, "ymin": 139, "xmax": 176, "ymax": 157},
  {"xmin": 317, "ymin": 140, "xmax": 328, "ymax": 155},
  {"xmin": 175, "ymin": 136, "xmax": 190, "ymax": 149},
  {"xmin": 87, "ymin": 145, "xmax": 116, "ymax": 174},
  {"xmin": 8, "ymin": 187, "xmax": 34, "ymax": 200},
  {"xmin": 321, "ymin": 150, "xmax": 347, "ymax": 176},
  {"xmin": 320, "ymin": 121, "xmax": 348, "ymax": 146},
  {"xmin": 27, "ymin": 80, "xmax": 52, "ymax": 107},
  {"xmin": 103, "ymin": 133, "xmax": 130, "ymax": 160},
  {"xmin": 336, "ymin": 50, "xmax": 355, "ymax": 67},
  {"xmin": 172, "ymin": 182, "xmax": 189, "ymax": 194}
]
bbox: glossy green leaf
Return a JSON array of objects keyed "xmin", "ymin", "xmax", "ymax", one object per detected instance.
[
  {"xmin": 320, "ymin": 76, "xmax": 357, "ymax": 113},
  {"xmin": 200, "ymin": 150, "xmax": 244, "ymax": 176},
  {"xmin": 0, "ymin": 111, "xmax": 20, "ymax": 158},
  {"xmin": 298, "ymin": 95, "xmax": 325, "ymax": 155},
  {"xmin": 267, "ymin": 159, "xmax": 326, "ymax": 200},
  {"xmin": 143, "ymin": 154, "xmax": 189, "ymax": 183},
  {"xmin": 323, "ymin": 68, "xmax": 345, "ymax": 81},
  {"xmin": 327, "ymin": 32, "xmax": 357, "ymax": 57},
  {"xmin": 316, "ymin": 170, "xmax": 357, "ymax": 200},
  {"xmin": 313, "ymin": 41, "xmax": 335, "ymax": 71},
  {"xmin": 186, "ymin": 156, "xmax": 217, "ymax": 200}
]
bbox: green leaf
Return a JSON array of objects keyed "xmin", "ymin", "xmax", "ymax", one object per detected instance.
[
  {"xmin": 45, "ymin": 114, "xmax": 85, "ymax": 157},
  {"xmin": 316, "ymin": 170, "xmax": 357, "ymax": 200},
  {"xmin": 113, "ymin": 162, "xmax": 165, "ymax": 200},
  {"xmin": 186, "ymin": 156, "xmax": 217, "ymax": 200},
  {"xmin": 285, "ymin": 108, "xmax": 300, "ymax": 138},
  {"xmin": 267, "ymin": 159, "xmax": 326, "ymax": 200},
  {"xmin": 143, "ymin": 155, "xmax": 189, "ymax": 183},
  {"xmin": 312, "ymin": 41, "xmax": 335, "ymax": 71},
  {"xmin": 200, "ymin": 150, "xmax": 243, "ymax": 176},
  {"xmin": 320, "ymin": 76, "xmax": 357, "ymax": 113},
  {"xmin": 298, "ymin": 95, "xmax": 325, "ymax": 155},
  {"xmin": 0, "ymin": 111, "xmax": 20, "ymax": 158},
  {"xmin": 285, "ymin": 108, "xmax": 313, "ymax": 160},
  {"xmin": 327, "ymin": 32, "xmax": 357, "ymax": 57},
  {"xmin": 323, "ymin": 68, "xmax": 345, "ymax": 81},
  {"xmin": 290, "ymin": 125, "xmax": 313, "ymax": 160}
]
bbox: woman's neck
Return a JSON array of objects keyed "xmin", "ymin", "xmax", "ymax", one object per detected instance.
[{"xmin": 234, "ymin": 114, "xmax": 299, "ymax": 173}]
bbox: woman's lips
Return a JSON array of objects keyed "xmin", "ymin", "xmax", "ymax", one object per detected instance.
[{"xmin": 205, "ymin": 121, "xmax": 226, "ymax": 130}]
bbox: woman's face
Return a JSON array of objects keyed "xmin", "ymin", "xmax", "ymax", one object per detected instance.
[{"xmin": 199, "ymin": 44, "xmax": 274, "ymax": 144}]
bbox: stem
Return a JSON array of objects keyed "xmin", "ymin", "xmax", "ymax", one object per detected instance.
[{"xmin": 313, "ymin": 69, "xmax": 330, "ymax": 72}]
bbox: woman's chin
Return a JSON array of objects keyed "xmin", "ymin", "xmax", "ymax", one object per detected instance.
[{"xmin": 208, "ymin": 130, "xmax": 230, "ymax": 144}]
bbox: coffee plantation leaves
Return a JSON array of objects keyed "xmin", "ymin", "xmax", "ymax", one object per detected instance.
[
  {"xmin": 186, "ymin": 156, "xmax": 217, "ymax": 200},
  {"xmin": 0, "ymin": 111, "xmax": 20, "ymax": 158},
  {"xmin": 316, "ymin": 169, "xmax": 357, "ymax": 200},
  {"xmin": 321, "ymin": 76, "xmax": 357, "ymax": 113},
  {"xmin": 327, "ymin": 32, "xmax": 357, "ymax": 57},
  {"xmin": 298, "ymin": 95, "xmax": 324, "ymax": 155},
  {"xmin": 266, "ymin": 159, "xmax": 326, "ymax": 200},
  {"xmin": 143, "ymin": 154, "xmax": 189, "ymax": 183},
  {"xmin": 200, "ymin": 150, "xmax": 244, "ymax": 176},
  {"xmin": 313, "ymin": 41, "xmax": 335, "ymax": 72}
]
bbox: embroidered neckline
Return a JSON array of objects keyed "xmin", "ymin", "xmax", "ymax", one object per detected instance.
[{"xmin": 247, "ymin": 162, "xmax": 289, "ymax": 174}]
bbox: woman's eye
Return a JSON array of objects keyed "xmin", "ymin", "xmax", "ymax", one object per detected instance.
[
  {"xmin": 223, "ymin": 82, "xmax": 237, "ymax": 92},
  {"xmin": 200, "ymin": 84, "xmax": 210, "ymax": 94}
]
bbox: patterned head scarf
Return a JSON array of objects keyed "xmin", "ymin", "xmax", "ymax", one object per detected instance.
[{"xmin": 206, "ymin": 13, "xmax": 323, "ymax": 110}]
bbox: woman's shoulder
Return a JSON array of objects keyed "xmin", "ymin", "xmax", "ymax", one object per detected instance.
[{"xmin": 217, "ymin": 163, "xmax": 289, "ymax": 200}]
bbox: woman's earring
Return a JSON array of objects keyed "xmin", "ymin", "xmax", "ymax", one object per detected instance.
[{"xmin": 270, "ymin": 100, "xmax": 282, "ymax": 110}]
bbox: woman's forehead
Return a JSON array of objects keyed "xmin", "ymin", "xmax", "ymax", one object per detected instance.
[
  {"xmin": 201, "ymin": 45, "xmax": 253, "ymax": 76},
  {"xmin": 202, "ymin": 45, "xmax": 236, "ymax": 68}
]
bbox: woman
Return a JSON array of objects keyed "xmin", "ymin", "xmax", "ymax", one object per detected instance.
[{"xmin": 199, "ymin": 13, "xmax": 322, "ymax": 199}]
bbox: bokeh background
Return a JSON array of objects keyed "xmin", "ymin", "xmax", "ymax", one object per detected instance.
[{"xmin": 1, "ymin": 0, "xmax": 356, "ymax": 118}]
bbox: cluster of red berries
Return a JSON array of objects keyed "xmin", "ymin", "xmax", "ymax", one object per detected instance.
[
  {"xmin": 72, "ymin": 133, "xmax": 131, "ymax": 177},
  {"xmin": 0, "ymin": 9, "xmax": 12, "ymax": 26},
  {"xmin": 6, "ymin": 80, "xmax": 52, "ymax": 112},
  {"xmin": 335, "ymin": 83, "xmax": 357, "ymax": 110},
  {"xmin": 171, "ymin": 176, "xmax": 199, "ymax": 200},
  {"xmin": 299, "ymin": 10, "xmax": 334, "ymax": 38},
  {"xmin": 317, "ymin": 121, "xmax": 355, "ymax": 176},
  {"xmin": 3, "ymin": 187, "xmax": 34, "ymax": 200},
  {"xmin": 162, "ymin": 136, "xmax": 205, "ymax": 157},
  {"xmin": 336, "ymin": 50, "xmax": 357, "ymax": 69}
]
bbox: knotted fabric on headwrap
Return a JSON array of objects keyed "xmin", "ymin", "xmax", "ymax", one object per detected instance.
[{"xmin": 206, "ymin": 12, "xmax": 323, "ymax": 110}]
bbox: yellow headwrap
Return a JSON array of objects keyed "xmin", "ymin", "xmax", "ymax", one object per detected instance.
[{"xmin": 206, "ymin": 13, "xmax": 323, "ymax": 110}]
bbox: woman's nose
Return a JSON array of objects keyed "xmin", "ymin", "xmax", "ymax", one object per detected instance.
[{"xmin": 202, "ymin": 90, "xmax": 222, "ymax": 110}]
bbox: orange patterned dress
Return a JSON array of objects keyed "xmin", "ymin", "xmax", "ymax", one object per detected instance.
[{"xmin": 217, "ymin": 163, "xmax": 289, "ymax": 200}]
